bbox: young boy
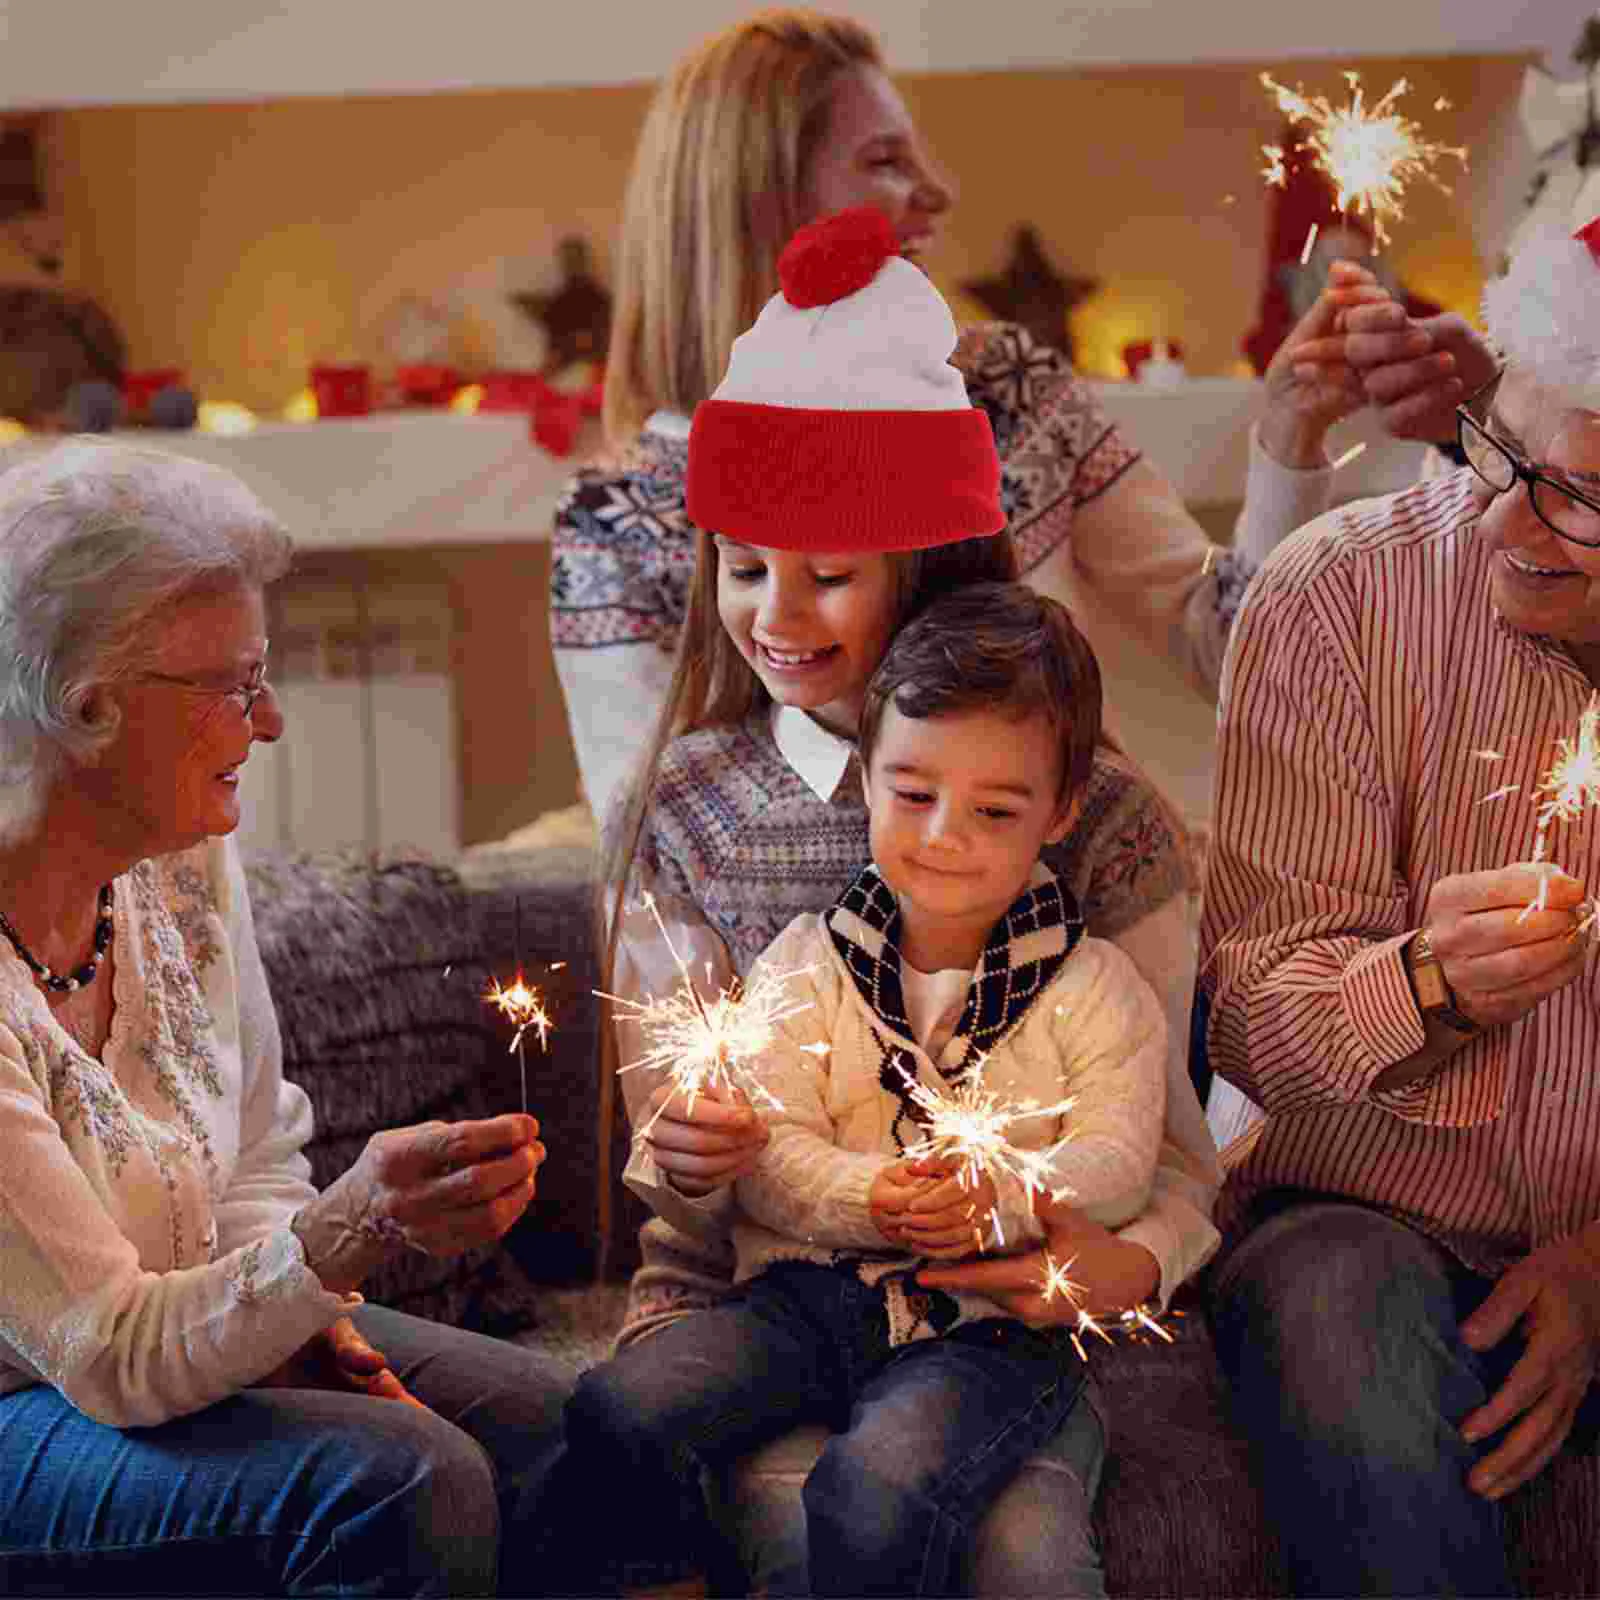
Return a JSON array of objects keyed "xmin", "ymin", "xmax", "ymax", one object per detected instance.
[{"xmin": 556, "ymin": 582, "xmax": 1167, "ymax": 1598}]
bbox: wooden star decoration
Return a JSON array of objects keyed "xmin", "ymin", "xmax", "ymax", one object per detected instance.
[
  {"xmin": 512, "ymin": 236, "xmax": 613, "ymax": 375},
  {"xmin": 960, "ymin": 226, "xmax": 1097, "ymax": 364}
]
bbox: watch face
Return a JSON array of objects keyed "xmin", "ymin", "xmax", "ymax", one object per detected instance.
[{"xmin": 1412, "ymin": 958, "xmax": 1451, "ymax": 1011}]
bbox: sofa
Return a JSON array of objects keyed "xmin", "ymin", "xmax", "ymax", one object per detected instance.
[{"xmin": 244, "ymin": 842, "xmax": 1600, "ymax": 1598}]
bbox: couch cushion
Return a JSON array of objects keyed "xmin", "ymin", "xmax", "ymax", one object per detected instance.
[{"xmin": 244, "ymin": 846, "xmax": 616, "ymax": 1330}]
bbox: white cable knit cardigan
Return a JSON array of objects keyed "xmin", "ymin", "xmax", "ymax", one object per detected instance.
[
  {"xmin": 0, "ymin": 836, "xmax": 354, "ymax": 1428},
  {"xmin": 732, "ymin": 865, "xmax": 1169, "ymax": 1344}
]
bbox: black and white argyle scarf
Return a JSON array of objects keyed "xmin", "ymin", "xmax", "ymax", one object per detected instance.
[{"xmin": 825, "ymin": 860, "xmax": 1086, "ymax": 1146}]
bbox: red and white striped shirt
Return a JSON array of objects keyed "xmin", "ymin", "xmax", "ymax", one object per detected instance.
[{"xmin": 1200, "ymin": 468, "xmax": 1600, "ymax": 1274}]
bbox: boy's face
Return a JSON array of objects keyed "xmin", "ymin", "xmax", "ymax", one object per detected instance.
[{"xmin": 863, "ymin": 703, "xmax": 1080, "ymax": 943}]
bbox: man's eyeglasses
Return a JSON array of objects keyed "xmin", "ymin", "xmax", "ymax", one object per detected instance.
[
  {"xmin": 1456, "ymin": 370, "xmax": 1600, "ymax": 549},
  {"xmin": 140, "ymin": 646, "xmax": 271, "ymax": 719}
]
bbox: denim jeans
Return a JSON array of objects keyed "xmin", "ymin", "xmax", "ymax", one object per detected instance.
[
  {"xmin": 1209, "ymin": 1194, "xmax": 1600, "ymax": 1599},
  {"xmin": 540, "ymin": 1259, "xmax": 1089, "ymax": 1598},
  {"xmin": 0, "ymin": 1303, "xmax": 575, "ymax": 1596}
]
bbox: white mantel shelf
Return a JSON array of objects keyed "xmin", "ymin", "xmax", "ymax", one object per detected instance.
[
  {"xmin": 133, "ymin": 410, "xmax": 582, "ymax": 551},
  {"xmin": 136, "ymin": 377, "xmax": 1427, "ymax": 552}
]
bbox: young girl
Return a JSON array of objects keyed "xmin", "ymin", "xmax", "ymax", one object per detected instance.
[
  {"xmin": 571, "ymin": 583, "xmax": 1168, "ymax": 1598},
  {"xmin": 582, "ymin": 206, "xmax": 1221, "ymax": 1598}
]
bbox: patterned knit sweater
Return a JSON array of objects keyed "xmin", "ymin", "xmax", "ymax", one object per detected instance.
[
  {"xmin": 551, "ymin": 321, "xmax": 1331, "ymax": 823},
  {"xmin": 732, "ymin": 863, "xmax": 1166, "ymax": 1347},
  {"xmin": 613, "ymin": 707, "xmax": 1215, "ymax": 1347}
]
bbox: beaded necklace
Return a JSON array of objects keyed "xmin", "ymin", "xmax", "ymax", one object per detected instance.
[{"xmin": 0, "ymin": 885, "xmax": 115, "ymax": 992}]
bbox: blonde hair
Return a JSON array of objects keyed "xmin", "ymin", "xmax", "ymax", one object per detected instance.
[{"xmin": 602, "ymin": 9, "xmax": 883, "ymax": 445}]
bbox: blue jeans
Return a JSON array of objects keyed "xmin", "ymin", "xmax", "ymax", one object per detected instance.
[
  {"xmin": 541, "ymin": 1260, "xmax": 1088, "ymax": 1597},
  {"xmin": 0, "ymin": 1303, "xmax": 575, "ymax": 1596},
  {"xmin": 1208, "ymin": 1194, "xmax": 1600, "ymax": 1599}
]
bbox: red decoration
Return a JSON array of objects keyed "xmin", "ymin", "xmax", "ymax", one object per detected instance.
[
  {"xmin": 310, "ymin": 364, "xmax": 372, "ymax": 418},
  {"xmin": 396, "ymin": 364, "xmax": 461, "ymax": 407},
  {"xmin": 1122, "ymin": 340, "xmax": 1185, "ymax": 378},
  {"xmin": 779, "ymin": 207, "xmax": 897, "ymax": 309},
  {"xmin": 474, "ymin": 368, "xmax": 604, "ymax": 458},
  {"xmin": 122, "ymin": 368, "xmax": 185, "ymax": 416},
  {"xmin": 1576, "ymin": 215, "xmax": 1600, "ymax": 264}
]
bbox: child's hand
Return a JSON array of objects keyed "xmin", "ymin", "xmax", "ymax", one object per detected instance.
[
  {"xmin": 900, "ymin": 1158, "xmax": 998, "ymax": 1260},
  {"xmin": 869, "ymin": 1158, "xmax": 935, "ymax": 1246}
]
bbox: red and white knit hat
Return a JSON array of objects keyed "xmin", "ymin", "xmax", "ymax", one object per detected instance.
[
  {"xmin": 686, "ymin": 207, "xmax": 1004, "ymax": 553},
  {"xmin": 1481, "ymin": 215, "xmax": 1600, "ymax": 411}
]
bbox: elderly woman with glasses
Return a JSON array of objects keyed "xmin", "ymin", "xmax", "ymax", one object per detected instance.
[
  {"xmin": 1194, "ymin": 217, "xmax": 1600, "ymax": 1599},
  {"xmin": 0, "ymin": 438, "xmax": 574, "ymax": 1597}
]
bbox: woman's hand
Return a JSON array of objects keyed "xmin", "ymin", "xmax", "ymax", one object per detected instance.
[
  {"xmin": 1337, "ymin": 303, "xmax": 1499, "ymax": 443},
  {"xmin": 292, "ymin": 1113, "xmax": 545, "ymax": 1295},
  {"xmin": 255, "ymin": 1316, "xmax": 429, "ymax": 1410},
  {"xmin": 1258, "ymin": 260, "xmax": 1394, "ymax": 468},
  {"xmin": 644, "ymin": 1080, "xmax": 769, "ymax": 1196},
  {"xmin": 916, "ymin": 1205, "xmax": 1159, "ymax": 1325}
]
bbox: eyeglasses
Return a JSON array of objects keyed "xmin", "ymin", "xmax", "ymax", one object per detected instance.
[
  {"xmin": 1456, "ymin": 370, "xmax": 1600, "ymax": 549},
  {"xmin": 140, "ymin": 645, "xmax": 271, "ymax": 719}
]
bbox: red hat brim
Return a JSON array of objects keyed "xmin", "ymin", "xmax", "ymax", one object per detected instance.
[{"xmin": 687, "ymin": 400, "xmax": 1004, "ymax": 553}]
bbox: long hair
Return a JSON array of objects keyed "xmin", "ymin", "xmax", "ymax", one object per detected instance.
[
  {"xmin": 592, "ymin": 528, "xmax": 1016, "ymax": 1273},
  {"xmin": 602, "ymin": 9, "xmax": 883, "ymax": 445}
]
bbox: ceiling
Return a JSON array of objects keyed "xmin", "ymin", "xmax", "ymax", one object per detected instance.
[{"xmin": 0, "ymin": 0, "xmax": 1582, "ymax": 110}]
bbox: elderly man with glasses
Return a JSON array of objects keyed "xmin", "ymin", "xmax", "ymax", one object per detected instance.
[{"xmin": 1198, "ymin": 217, "xmax": 1600, "ymax": 1600}]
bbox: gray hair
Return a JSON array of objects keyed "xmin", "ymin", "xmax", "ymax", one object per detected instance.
[{"xmin": 0, "ymin": 436, "xmax": 293, "ymax": 843}]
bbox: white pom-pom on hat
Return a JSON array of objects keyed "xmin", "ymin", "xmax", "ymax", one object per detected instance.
[{"xmin": 1482, "ymin": 216, "xmax": 1600, "ymax": 411}]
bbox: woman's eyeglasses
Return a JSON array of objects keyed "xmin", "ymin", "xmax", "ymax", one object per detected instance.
[
  {"xmin": 140, "ymin": 647, "xmax": 271, "ymax": 719},
  {"xmin": 1455, "ymin": 370, "xmax": 1600, "ymax": 548}
]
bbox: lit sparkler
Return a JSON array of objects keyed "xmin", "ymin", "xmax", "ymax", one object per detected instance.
[
  {"xmin": 597, "ymin": 892, "xmax": 819, "ymax": 1138},
  {"xmin": 1519, "ymin": 696, "xmax": 1600, "ymax": 930},
  {"xmin": 1037, "ymin": 1250, "xmax": 1178, "ymax": 1361},
  {"xmin": 485, "ymin": 968, "xmax": 556, "ymax": 1114},
  {"xmin": 894, "ymin": 1055, "xmax": 1077, "ymax": 1250},
  {"xmin": 1259, "ymin": 70, "xmax": 1468, "ymax": 251}
]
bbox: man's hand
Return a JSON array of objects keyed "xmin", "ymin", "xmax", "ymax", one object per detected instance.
[
  {"xmin": 1333, "ymin": 302, "xmax": 1500, "ymax": 444},
  {"xmin": 1458, "ymin": 1227, "xmax": 1600, "ymax": 1499},
  {"xmin": 918, "ymin": 1205, "xmax": 1160, "ymax": 1323},
  {"xmin": 1421, "ymin": 864, "xmax": 1589, "ymax": 1030},
  {"xmin": 255, "ymin": 1316, "xmax": 429, "ymax": 1410},
  {"xmin": 644, "ymin": 1080, "xmax": 769, "ymax": 1197}
]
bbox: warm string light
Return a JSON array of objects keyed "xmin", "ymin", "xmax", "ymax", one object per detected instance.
[
  {"xmin": 596, "ymin": 891, "xmax": 821, "ymax": 1138},
  {"xmin": 1037, "ymin": 1251, "xmax": 1179, "ymax": 1361},
  {"xmin": 893, "ymin": 1054, "xmax": 1077, "ymax": 1251},
  {"xmin": 1259, "ymin": 70, "xmax": 1468, "ymax": 251}
]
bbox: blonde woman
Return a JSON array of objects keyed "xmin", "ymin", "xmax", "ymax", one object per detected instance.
[{"xmin": 550, "ymin": 7, "xmax": 1485, "ymax": 826}]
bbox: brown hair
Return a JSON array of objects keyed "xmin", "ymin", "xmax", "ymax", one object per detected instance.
[
  {"xmin": 858, "ymin": 582, "xmax": 1101, "ymax": 804},
  {"xmin": 593, "ymin": 528, "xmax": 1016, "ymax": 1271},
  {"xmin": 602, "ymin": 9, "xmax": 884, "ymax": 445}
]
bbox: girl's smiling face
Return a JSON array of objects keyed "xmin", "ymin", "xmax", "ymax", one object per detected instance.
[{"xmin": 714, "ymin": 537, "xmax": 899, "ymax": 734}]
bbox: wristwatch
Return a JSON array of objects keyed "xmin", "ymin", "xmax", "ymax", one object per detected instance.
[{"xmin": 1407, "ymin": 927, "xmax": 1479, "ymax": 1034}]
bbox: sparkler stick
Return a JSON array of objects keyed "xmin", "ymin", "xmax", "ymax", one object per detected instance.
[
  {"xmin": 1258, "ymin": 70, "xmax": 1468, "ymax": 251},
  {"xmin": 892, "ymin": 1055, "xmax": 1077, "ymax": 1250},
  {"xmin": 484, "ymin": 971, "xmax": 555, "ymax": 1114},
  {"xmin": 1299, "ymin": 221, "xmax": 1320, "ymax": 266},
  {"xmin": 596, "ymin": 892, "xmax": 820, "ymax": 1138}
]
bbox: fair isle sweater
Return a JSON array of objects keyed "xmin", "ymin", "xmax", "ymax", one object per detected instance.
[
  {"xmin": 552, "ymin": 322, "xmax": 1336, "ymax": 823},
  {"xmin": 614, "ymin": 703, "xmax": 1221, "ymax": 1348},
  {"xmin": 733, "ymin": 863, "xmax": 1166, "ymax": 1346}
]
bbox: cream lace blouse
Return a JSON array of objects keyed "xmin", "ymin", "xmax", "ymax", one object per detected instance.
[{"xmin": 0, "ymin": 836, "xmax": 354, "ymax": 1428}]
